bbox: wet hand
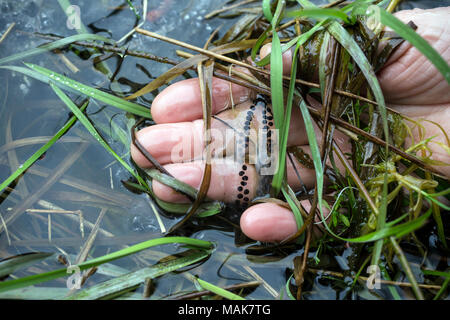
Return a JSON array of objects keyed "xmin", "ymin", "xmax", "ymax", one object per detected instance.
[{"xmin": 131, "ymin": 7, "xmax": 450, "ymax": 243}]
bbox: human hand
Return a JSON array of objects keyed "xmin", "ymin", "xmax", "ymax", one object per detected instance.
[{"xmin": 130, "ymin": 7, "xmax": 450, "ymax": 243}]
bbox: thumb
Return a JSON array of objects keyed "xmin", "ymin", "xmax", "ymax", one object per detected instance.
[
  {"xmin": 240, "ymin": 202, "xmax": 298, "ymax": 242},
  {"xmin": 240, "ymin": 200, "xmax": 331, "ymax": 242}
]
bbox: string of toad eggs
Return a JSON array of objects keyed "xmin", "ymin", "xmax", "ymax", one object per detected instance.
[{"xmin": 235, "ymin": 95, "xmax": 274, "ymax": 209}]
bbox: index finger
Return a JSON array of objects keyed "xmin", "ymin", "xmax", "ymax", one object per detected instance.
[{"xmin": 151, "ymin": 74, "xmax": 254, "ymax": 124}]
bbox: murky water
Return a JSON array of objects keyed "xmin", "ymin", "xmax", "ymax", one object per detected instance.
[{"xmin": 0, "ymin": 0, "xmax": 448, "ymax": 300}]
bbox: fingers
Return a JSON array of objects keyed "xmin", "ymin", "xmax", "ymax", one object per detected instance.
[
  {"xmin": 152, "ymin": 160, "xmax": 259, "ymax": 204},
  {"xmin": 131, "ymin": 99, "xmax": 350, "ymax": 175},
  {"xmin": 151, "ymin": 156, "xmax": 325, "ymax": 243},
  {"xmin": 131, "ymin": 100, "xmax": 312, "ymax": 168},
  {"xmin": 378, "ymin": 7, "xmax": 450, "ymax": 105},
  {"xmin": 152, "ymin": 158, "xmax": 319, "ymax": 243},
  {"xmin": 132, "ymin": 100, "xmax": 259, "ymax": 168},
  {"xmin": 151, "ymin": 150, "xmax": 318, "ymax": 204},
  {"xmin": 131, "ymin": 119, "xmax": 204, "ymax": 168},
  {"xmin": 151, "ymin": 45, "xmax": 295, "ymax": 124},
  {"xmin": 151, "ymin": 75, "xmax": 254, "ymax": 123}
]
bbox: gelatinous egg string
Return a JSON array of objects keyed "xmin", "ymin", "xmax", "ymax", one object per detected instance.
[{"xmin": 213, "ymin": 94, "xmax": 275, "ymax": 208}]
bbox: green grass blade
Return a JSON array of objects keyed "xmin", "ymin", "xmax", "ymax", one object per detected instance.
[
  {"xmin": 67, "ymin": 250, "xmax": 210, "ymax": 300},
  {"xmin": 271, "ymin": 46, "xmax": 296, "ymax": 194},
  {"xmin": 298, "ymin": 98, "xmax": 324, "ymax": 215},
  {"xmin": 268, "ymin": 30, "xmax": 285, "ymax": 193},
  {"xmin": 196, "ymin": 277, "xmax": 245, "ymax": 300},
  {"xmin": 319, "ymin": 206, "xmax": 432, "ymax": 243},
  {"xmin": 0, "ymin": 287, "xmax": 68, "ymax": 300},
  {"xmin": 0, "ymin": 236, "xmax": 213, "ymax": 293},
  {"xmin": 268, "ymin": 0, "xmax": 285, "ymax": 134},
  {"xmin": 427, "ymin": 188, "xmax": 450, "ymax": 198},
  {"xmin": 146, "ymin": 169, "xmax": 224, "ymax": 217},
  {"xmin": 421, "ymin": 269, "xmax": 450, "ymax": 279},
  {"xmin": 262, "ymin": 0, "xmax": 273, "ymax": 22},
  {"xmin": 125, "ymin": 0, "xmax": 141, "ymax": 20},
  {"xmin": 251, "ymin": 25, "xmax": 271, "ymax": 66},
  {"xmin": 0, "ymin": 65, "xmax": 56, "ymax": 84},
  {"xmin": 0, "ymin": 100, "xmax": 88, "ymax": 194},
  {"xmin": 296, "ymin": 0, "xmax": 318, "ymax": 9},
  {"xmin": 124, "ymin": 180, "xmax": 223, "ymax": 217},
  {"xmin": 433, "ymin": 278, "xmax": 449, "ymax": 300},
  {"xmin": 319, "ymin": 31, "xmax": 331, "ymax": 100},
  {"xmin": 399, "ymin": 177, "xmax": 450, "ymax": 211},
  {"xmin": 24, "ymin": 63, "xmax": 150, "ymax": 118},
  {"xmin": 255, "ymin": 19, "xmax": 326, "ymax": 67},
  {"xmin": 379, "ymin": 264, "xmax": 402, "ymax": 300},
  {"xmin": 355, "ymin": 4, "xmax": 450, "ymax": 83},
  {"xmin": 0, "ymin": 34, "xmax": 114, "ymax": 65},
  {"xmin": 285, "ymin": 273, "xmax": 296, "ymax": 300},
  {"xmin": 0, "ymin": 253, "xmax": 54, "ymax": 278},
  {"xmin": 0, "ymin": 64, "xmax": 149, "ymax": 118},
  {"xmin": 281, "ymin": 184, "xmax": 305, "ymax": 245},
  {"xmin": 286, "ymin": 8, "xmax": 350, "ymax": 23},
  {"xmin": 271, "ymin": 22, "xmax": 323, "ymax": 194},
  {"xmin": 146, "ymin": 168, "xmax": 199, "ymax": 199},
  {"xmin": 254, "ymin": 7, "xmax": 326, "ymax": 67},
  {"xmin": 298, "ymin": 0, "xmax": 374, "ymax": 12}
]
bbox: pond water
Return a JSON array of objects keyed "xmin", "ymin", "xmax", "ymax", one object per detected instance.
[{"xmin": 0, "ymin": 0, "xmax": 448, "ymax": 300}]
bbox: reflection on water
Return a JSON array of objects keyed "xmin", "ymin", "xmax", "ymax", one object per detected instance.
[{"xmin": 0, "ymin": 0, "xmax": 448, "ymax": 300}]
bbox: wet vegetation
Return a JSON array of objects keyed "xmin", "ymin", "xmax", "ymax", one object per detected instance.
[{"xmin": 0, "ymin": 0, "xmax": 449, "ymax": 300}]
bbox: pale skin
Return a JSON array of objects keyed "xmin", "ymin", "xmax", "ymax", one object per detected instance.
[{"xmin": 131, "ymin": 8, "xmax": 450, "ymax": 242}]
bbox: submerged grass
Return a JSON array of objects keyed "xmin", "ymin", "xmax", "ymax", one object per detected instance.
[
  {"xmin": 0, "ymin": 100, "xmax": 88, "ymax": 195},
  {"xmin": 49, "ymin": 83, "xmax": 148, "ymax": 188},
  {"xmin": 66, "ymin": 249, "xmax": 211, "ymax": 300},
  {"xmin": 195, "ymin": 277, "xmax": 246, "ymax": 300},
  {"xmin": 0, "ymin": 237, "xmax": 213, "ymax": 294}
]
